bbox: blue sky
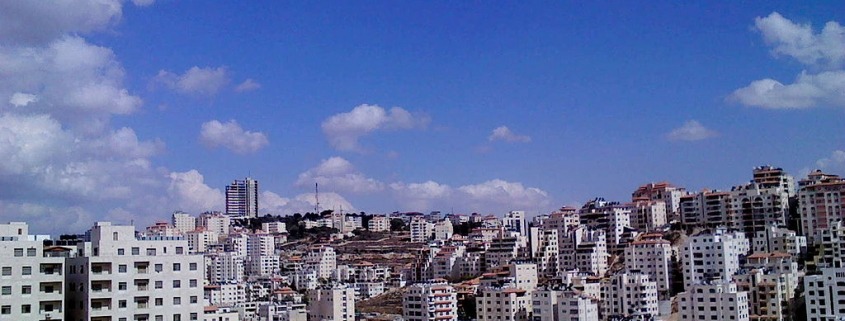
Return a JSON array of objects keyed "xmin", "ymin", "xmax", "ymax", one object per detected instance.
[{"xmin": 1, "ymin": 1, "xmax": 843, "ymax": 234}]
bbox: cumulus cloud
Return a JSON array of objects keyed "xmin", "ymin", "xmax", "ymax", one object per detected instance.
[
  {"xmin": 235, "ymin": 79, "xmax": 261, "ymax": 92},
  {"xmin": 666, "ymin": 120, "xmax": 719, "ymax": 141},
  {"xmin": 0, "ymin": 1, "xmax": 123, "ymax": 45},
  {"xmin": 167, "ymin": 170, "xmax": 225, "ymax": 214},
  {"xmin": 755, "ymin": 12, "xmax": 845, "ymax": 69},
  {"xmin": 731, "ymin": 13, "xmax": 845, "ymax": 109},
  {"xmin": 321, "ymin": 104, "xmax": 429, "ymax": 152},
  {"xmin": 816, "ymin": 150, "xmax": 845, "ymax": 173},
  {"xmin": 132, "ymin": 0, "xmax": 155, "ymax": 7},
  {"xmin": 154, "ymin": 66, "xmax": 230, "ymax": 96},
  {"xmin": 199, "ymin": 119, "xmax": 269, "ymax": 154},
  {"xmin": 488, "ymin": 126, "xmax": 531, "ymax": 143},
  {"xmin": 390, "ymin": 178, "xmax": 550, "ymax": 213},
  {"xmin": 295, "ymin": 157, "xmax": 384, "ymax": 193},
  {"xmin": 9, "ymin": 93, "xmax": 38, "ymax": 107},
  {"xmin": 390, "ymin": 181, "xmax": 454, "ymax": 212}
]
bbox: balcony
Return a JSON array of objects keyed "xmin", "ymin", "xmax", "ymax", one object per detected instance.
[
  {"xmin": 40, "ymin": 282, "xmax": 63, "ymax": 295},
  {"xmin": 91, "ymin": 298, "xmax": 112, "ymax": 313},
  {"xmin": 40, "ymin": 263, "xmax": 63, "ymax": 276},
  {"xmin": 91, "ymin": 262, "xmax": 113, "ymax": 275}
]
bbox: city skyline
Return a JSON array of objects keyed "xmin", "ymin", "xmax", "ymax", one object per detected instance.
[{"xmin": 0, "ymin": 1, "xmax": 844, "ymax": 234}]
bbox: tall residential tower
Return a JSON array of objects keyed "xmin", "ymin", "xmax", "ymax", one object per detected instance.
[{"xmin": 226, "ymin": 177, "xmax": 259, "ymax": 218}]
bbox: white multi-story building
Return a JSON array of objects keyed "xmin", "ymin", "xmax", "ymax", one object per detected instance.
[
  {"xmin": 258, "ymin": 301, "xmax": 307, "ymax": 321},
  {"xmin": 559, "ymin": 227, "xmax": 608, "ymax": 276},
  {"xmin": 682, "ymin": 228, "xmax": 749, "ymax": 289},
  {"xmin": 812, "ymin": 220, "xmax": 845, "ymax": 269},
  {"xmin": 305, "ymin": 246, "xmax": 337, "ymax": 280},
  {"xmin": 627, "ymin": 200, "xmax": 668, "ymax": 232},
  {"xmin": 624, "ymin": 234, "xmax": 673, "ymax": 298},
  {"xmin": 403, "ymin": 280, "xmax": 458, "ymax": 321},
  {"xmin": 579, "ymin": 200, "xmax": 633, "ymax": 254},
  {"xmin": 434, "ymin": 219, "xmax": 454, "ymax": 241},
  {"xmin": 225, "ymin": 234, "xmax": 249, "ymax": 257},
  {"xmin": 632, "ymin": 182, "xmax": 686, "ymax": 218},
  {"xmin": 261, "ymin": 222, "xmax": 287, "ymax": 234},
  {"xmin": 0, "ymin": 222, "xmax": 65, "ymax": 321},
  {"xmin": 600, "ymin": 271, "xmax": 659, "ymax": 319},
  {"xmin": 198, "ymin": 212, "xmax": 230, "ymax": 236},
  {"xmin": 205, "ymin": 252, "xmax": 244, "ymax": 283},
  {"xmin": 185, "ymin": 229, "xmax": 218, "ymax": 253},
  {"xmin": 503, "ymin": 211, "xmax": 528, "ymax": 236},
  {"xmin": 804, "ymin": 267, "xmax": 845, "ymax": 321},
  {"xmin": 799, "ymin": 170, "xmax": 845, "ymax": 244},
  {"xmin": 66, "ymin": 222, "xmax": 205, "ymax": 321},
  {"xmin": 543, "ymin": 207, "xmax": 580, "ymax": 237},
  {"xmin": 411, "ymin": 216, "xmax": 433, "ymax": 243},
  {"xmin": 247, "ymin": 255, "xmax": 280, "ymax": 276},
  {"xmin": 475, "ymin": 285, "xmax": 532, "ymax": 321},
  {"xmin": 307, "ymin": 284, "xmax": 355, "ymax": 321},
  {"xmin": 678, "ymin": 281, "xmax": 750, "ymax": 321},
  {"xmin": 226, "ymin": 177, "xmax": 259, "ymax": 218},
  {"xmin": 368, "ymin": 216, "xmax": 390, "ymax": 232},
  {"xmin": 753, "ymin": 224, "xmax": 806, "ymax": 257},
  {"xmin": 529, "ymin": 227, "xmax": 559, "ymax": 278},
  {"xmin": 204, "ymin": 283, "xmax": 246, "ymax": 306},
  {"xmin": 733, "ymin": 252, "xmax": 799, "ymax": 321},
  {"xmin": 247, "ymin": 233, "xmax": 275, "ymax": 257},
  {"xmin": 172, "ymin": 211, "xmax": 197, "ymax": 234},
  {"xmin": 531, "ymin": 286, "xmax": 599, "ymax": 321}
]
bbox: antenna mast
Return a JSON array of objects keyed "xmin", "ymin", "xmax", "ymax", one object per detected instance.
[{"xmin": 315, "ymin": 183, "xmax": 320, "ymax": 214}]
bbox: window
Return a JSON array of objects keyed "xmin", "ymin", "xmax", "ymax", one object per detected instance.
[
  {"xmin": 190, "ymin": 296, "xmax": 197, "ymax": 304},
  {"xmin": 176, "ymin": 247, "xmax": 184, "ymax": 254},
  {"xmin": 173, "ymin": 314, "xmax": 181, "ymax": 321},
  {"xmin": 147, "ymin": 248, "xmax": 156, "ymax": 256},
  {"xmin": 113, "ymin": 232, "xmax": 119, "ymax": 241},
  {"xmin": 27, "ymin": 248, "xmax": 36, "ymax": 256},
  {"xmin": 119, "ymin": 265, "xmax": 127, "ymax": 273},
  {"xmin": 155, "ymin": 298, "xmax": 163, "ymax": 306},
  {"xmin": 189, "ymin": 263, "xmax": 197, "ymax": 271},
  {"xmin": 119, "ymin": 300, "xmax": 127, "ymax": 308},
  {"xmin": 173, "ymin": 280, "xmax": 181, "ymax": 288},
  {"xmin": 189, "ymin": 279, "xmax": 197, "ymax": 288},
  {"xmin": 13, "ymin": 249, "xmax": 23, "ymax": 257},
  {"xmin": 1, "ymin": 306, "xmax": 9, "ymax": 315},
  {"xmin": 1, "ymin": 286, "xmax": 10, "ymax": 295},
  {"xmin": 131, "ymin": 247, "xmax": 140, "ymax": 255},
  {"xmin": 21, "ymin": 285, "xmax": 31, "ymax": 295},
  {"xmin": 155, "ymin": 281, "xmax": 163, "ymax": 289},
  {"xmin": 156, "ymin": 316, "xmax": 163, "ymax": 321},
  {"xmin": 118, "ymin": 249, "xmax": 125, "ymax": 255},
  {"xmin": 21, "ymin": 305, "xmax": 30, "ymax": 314},
  {"xmin": 22, "ymin": 266, "xmax": 31, "ymax": 275},
  {"xmin": 119, "ymin": 282, "xmax": 127, "ymax": 291},
  {"xmin": 155, "ymin": 264, "xmax": 163, "ymax": 272},
  {"xmin": 173, "ymin": 263, "xmax": 181, "ymax": 271},
  {"xmin": 190, "ymin": 313, "xmax": 198, "ymax": 320},
  {"xmin": 0, "ymin": 267, "xmax": 9, "ymax": 276},
  {"xmin": 173, "ymin": 297, "xmax": 181, "ymax": 305}
]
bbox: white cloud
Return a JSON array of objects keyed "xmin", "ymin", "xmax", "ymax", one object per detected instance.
[
  {"xmin": 457, "ymin": 179, "xmax": 550, "ymax": 212},
  {"xmin": 9, "ymin": 92, "xmax": 37, "ymax": 107},
  {"xmin": 0, "ymin": 1, "xmax": 123, "ymax": 45},
  {"xmin": 235, "ymin": 79, "xmax": 261, "ymax": 92},
  {"xmin": 167, "ymin": 170, "xmax": 225, "ymax": 214},
  {"xmin": 488, "ymin": 126, "xmax": 531, "ymax": 143},
  {"xmin": 666, "ymin": 120, "xmax": 719, "ymax": 141},
  {"xmin": 154, "ymin": 66, "xmax": 230, "ymax": 96},
  {"xmin": 731, "ymin": 13, "xmax": 845, "ymax": 109},
  {"xmin": 390, "ymin": 181, "xmax": 454, "ymax": 212},
  {"xmin": 755, "ymin": 12, "xmax": 845, "ymax": 69},
  {"xmin": 199, "ymin": 120, "xmax": 269, "ymax": 154},
  {"xmin": 88, "ymin": 127, "xmax": 165, "ymax": 159},
  {"xmin": 295, "ymin": 157, "xmax": 384, "ymax": 193},
  {"xmin": 321, "ymin": 104, "xmax": 429, "ymax": 152},
  {"xmin": 816, "ymin": 150, "xmax": 845, "ymax": 173},
  {"xmin": 729, "ymin": 71, "xmax": 845, "ymax": 109}
]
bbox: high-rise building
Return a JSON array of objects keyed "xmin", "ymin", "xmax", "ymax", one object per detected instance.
[
  {"xmin": 797, "ymin": 170, "xmax": 845, "ymax": 244},
  {"xmin": 0, "ymin": 222, "xmax": 65, "ymax": 321},
  {"xmin": 307, "ymin": 284, "xmax": 355, "ymax": 321},
  {"xmin": 226, "ymin": 177, "xmax": 259, "ymax": 218},
  {"xmin": 677, "ymin": 281, "xmax": 749, "ymax": 321},
  {"xmin": 682, "ymin": 227, "xmax": 749, "ymax": 289},
  {"xmin": 403, "ymin": 279, "xmax": 458, "ymax": 321}
]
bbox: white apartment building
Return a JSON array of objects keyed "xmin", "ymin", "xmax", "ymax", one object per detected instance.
[
  {"xmin": 627, "ymin": 200, "xmax": 668, "ymax": 232},
  {"xmin": 204, "ymin": 283, "xmax": 246, "ymax": 306},
  {"xmin": 198, "ymin": 212, "xmax": 230, "ymax": 236},
  {"xmin": 503, "ymin": 211, "xmax": 528, "ymax": 236},
  {"xmin": 411, "ymin": 216, "xmax": 434, "ymax": 243},
  {"xmin": 678, "ymin": 281, "xmax": 750, "ymax": 321},
  {"xmin": 531, "ymin": 286, "xmax": 599, "ymax": 321},
  {"xmin": 434, "ymin": 219, "xmax": 454, "ymax": 241},
  {"xmin": 305, "ymin": 246, "xmax": 337, "ymax": 280},
  {"xmin": 403, "ymin": 280, "xmax": 458, "ymax": 321},
  {"xmin": 682, "ymin": 228, "xmax": 750, "ymax": 289},
  {"xmin": 624, "ymin": 234, "xmax": 673, "ymax": 298},
  {"xmin": 261, "ymin": 222, "xmax": 287, "ymax": 234},
  {"xmin": 225, "ymin": 234, "xmax": 249, "ymax": 257},
  {"xmin": 733, "ymin": 252, "xmax": 799, "ymax": 321},
  {"xmin": 804, "ymin": 267, "xmax": 845, "ymax": 321},
  {"xmin": 257, "ymin": 301, "xmax": 307, "ymax": 321},
  {"xmin": 579, "ymin": 200, "xmax": 633, "ymax": 254},
  {"xmin": 601, "ymin": 271, "xmax": 659, "ymax": 319},
  {"xmin": 543, "ymin": 207, "xmax": 580, "ymax": 237},
  {"xmin": 368, "ymin": 216, "xmax": 390, "ymax": 232},
  {"xmin": 202, "ymin": 306, "xmax": 241, "ymax": 321},
  {"xmin": 799, "ymin": 170, "xmax": 845, "ymax": 244},
  {"xmin": 455, "ymin": 250, "xmax": 485, "ymax": 280},
  {"xmin": 529, "ymin": 227, "xmax": 559, "ymax": 278},
  {"xmin": 307, "ymin": 284, "xmax": 355, "ymax": 321},
  {"xmin": 172, "ymin": 212, "xmax": 197, "ymax": 234},
  {"xmin": 559, "ymin": 227, "xmax": 608, "ymax": 276},
  {"xmin": 66, "ymin": 222, "xmax": 205, "ymax": 321},
  {"xmin": 247, "ymin": 255, "xmax": 280, "ymax": 276},
  {"xmin": 145, "ymin": 222, "xmax": 181, "ymax": 237},
  {"xmin": 0, "ymin": 222, "xmax": 65, "ymax": 321},
  {"xmin": 475, "ymin": 285, "xmax": 532, "ymax": 321},
  {"xmin": 205, "ymin": 252, "xmax": 244, "ymax": 283},
  {"xmin": 186, "ymin": 229, "xmax": 218, "ymax": 253},
  {"xmin": 632, "ymin": 182, "xmax": 686, "ymax": 218},
  {"xmin": 485, "ymin": 237, "xmax": 523, "ymax": 269},
  {"xmin": 247, "ymin": 233, "xmax": 275, "ymax": 257},
  {"xmin": 812, "ymin": 220, "xmax": 845, "ymax": 269},
  {"xmin": 351, "ymin": 281, "xmax": 384, "ymax": 300},
  {"xmin": 753, "ymin": 224, "xmax": 806, "ymax": 257}
]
